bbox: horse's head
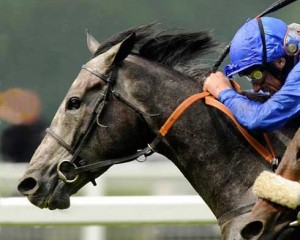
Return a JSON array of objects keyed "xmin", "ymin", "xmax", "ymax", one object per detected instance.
[
  {"xmin": 17, "ymin": 23, "xmax": 217, "ymax": 210},
  {"xmin": 240, "ymin": 128, "xmax": 300, "ymax": 239},
  {"xmin": 17, "ymin": 32, "xmax": 153, "ymax": 209},
  {"xmin": 20, "ymin": 23, "xmax": 295, "ymax": 239}
]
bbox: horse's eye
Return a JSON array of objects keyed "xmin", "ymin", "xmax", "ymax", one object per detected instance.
[{"xmin": 66, "ymin": 97, "xmax": 82, "ymax": 110}]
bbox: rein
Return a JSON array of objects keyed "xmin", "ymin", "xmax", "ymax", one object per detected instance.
[
  {"xmin": 159, "ymin": 90, "xmax": 277, "ymax": 165},
  {"xmin": 205, "ymin": 96, "xmax": 277, "ymax": 165},
  {"xmin": 46, "ymin": 64, "xmax": 277, "ymax": 186}
]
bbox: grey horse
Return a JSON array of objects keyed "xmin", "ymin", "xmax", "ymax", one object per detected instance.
[{"xmin": 18, "ymin": 24, "xmax": 300, "ymax": 239}]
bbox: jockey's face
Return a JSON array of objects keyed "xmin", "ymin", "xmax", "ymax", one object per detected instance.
[
  {"xmin": 241, "ymin": 58, "xmax": 286, "ymax": 96},
  {"xmin": 251, "ymin": 71, "xmax": 283, "ymax": 95}
]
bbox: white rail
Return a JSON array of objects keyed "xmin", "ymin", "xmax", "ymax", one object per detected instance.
[
  {"xmin": 0, "ymin": 160, "xmax": 217, "ymax": 240},
  {"xmin": 0, "ymin": 158, "xmax": 217, "ymax": 231},
  {"xmin": 0, "ymin": 196, "xmax": 216, "ymax": 226}
]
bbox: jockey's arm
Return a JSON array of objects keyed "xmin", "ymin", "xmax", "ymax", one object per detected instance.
[{"xmin": 204, "ymin": 67, "xmax": 300, "ymax": 132}]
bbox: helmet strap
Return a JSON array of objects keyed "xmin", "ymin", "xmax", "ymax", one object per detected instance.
[{"xmin": 257, "ymin": 18, "xmax": 267, "ymax": 64}]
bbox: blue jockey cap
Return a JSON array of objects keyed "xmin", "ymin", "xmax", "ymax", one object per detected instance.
[{"xmin": 224, "ymin": 17, "xmax": 288, "ymax": 77}]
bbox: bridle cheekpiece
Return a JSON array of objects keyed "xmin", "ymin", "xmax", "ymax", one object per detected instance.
[{"xmin": 46, "ymin": 64, "xmax": 160, "ymax": 185}]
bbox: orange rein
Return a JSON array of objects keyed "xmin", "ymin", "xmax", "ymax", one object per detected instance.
[{"xmin": 158, "ymin": 90, "xmax": 276, "ymax": 164}]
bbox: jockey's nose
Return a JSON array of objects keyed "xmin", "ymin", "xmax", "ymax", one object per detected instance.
[
  {"xmin": 253, "ymin": 84, "xmax": 262, "ymax": 93},
  {"xmin": 18, "ymin": 176, "xmax": 39, "ymax": 195}
]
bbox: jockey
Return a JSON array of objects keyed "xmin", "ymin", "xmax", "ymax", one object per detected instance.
[{"xmin": 204, "ymin": 17, "xmax": 300, "ymax": 132}]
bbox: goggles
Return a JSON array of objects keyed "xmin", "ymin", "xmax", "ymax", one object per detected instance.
[{"xmin": 239, "ymin": 68, "xmax": 266, "ymax": 85}]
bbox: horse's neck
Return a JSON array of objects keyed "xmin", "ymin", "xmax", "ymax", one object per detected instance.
[
  {"xmin": 138, "ymin": 70, "xmax": 261, "ymax": 216},
  {"xmin": 147, "ymin": 70, "xmax": 298, "ymax": 238},
  {"xmin": 123, "ymin": 58, "xmax": 296, "ymax": 226},
  {"xmin": 159, "ymin": 102, "xmax": 296, "ymax": 220},
  {"xmin": 149, "ymin": 74, "xmax": 297, "ymax": 218}
]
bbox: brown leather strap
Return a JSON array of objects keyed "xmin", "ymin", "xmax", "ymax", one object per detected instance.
[
  {"xmin": 263, "ymin": 133, "xmax": 276, "ymax": 159},
  {"xmin": 159, "ymin": 92, "xmax": 210, "ymax": 136},
  {"xmin": 157, "ymin": 89, "xmax": 275, "ymax": 163},
  {"xmin": 46, "ymin": 128, "xmax": 74, "ymax": 154},
  {"xmin": 205, "ymin": 95, "xmax": 275, "ymax": 163},
  {"xmin": 230, "ymin": 80, "xmax": 242, "ymax": 92}
]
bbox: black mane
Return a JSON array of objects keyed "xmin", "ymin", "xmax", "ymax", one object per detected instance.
[
  {"xmin": 95, "ymin": 24, "xmax": 272, "ymax": 103},
  {"xmin": 95, "ymin": 23, "xmax": 218, "ymax": 80}
]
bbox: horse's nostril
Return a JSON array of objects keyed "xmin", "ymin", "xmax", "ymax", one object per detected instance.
[
  {"xmin": 241, "ymin": 221, "xmax": 264, "ymax": 239},
  {"xmin": 18, "ymin": 177, "xmax": 39, "ymax": 195}
]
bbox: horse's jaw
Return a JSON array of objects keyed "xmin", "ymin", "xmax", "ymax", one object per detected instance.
[{"xmin": 36, "ymin": 181, "xmax": 71, "ymax": 210}]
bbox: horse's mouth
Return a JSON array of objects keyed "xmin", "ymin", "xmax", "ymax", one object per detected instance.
[
  {"xmin": 27, "ymin": 195, "xmax": 68, "ymax": 210},
  {"xmin": 19, "ymin": 171, "xmax": 94, "ymax": 210},
  {"xmin": 19, "ymin": 177, "xmax": 72, "ymax": 210},
  {"xmin": 45, "ymin": 181, "xmax": 71, "ymax": 210}
]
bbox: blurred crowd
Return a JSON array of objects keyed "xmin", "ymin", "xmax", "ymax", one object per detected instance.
[{"xmin": 0, "ymin": 88, "xmax": 47, "ymax": 162}]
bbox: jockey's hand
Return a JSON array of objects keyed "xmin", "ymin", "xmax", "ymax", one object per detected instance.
[{"xmin": 203, "ymin": 71, "xmax": 232, "ymax": 98}]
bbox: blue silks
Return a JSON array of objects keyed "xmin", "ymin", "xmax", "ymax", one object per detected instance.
[{"xmin": 219, "ymin": 62, "xmax": 300, "ymax": 132}]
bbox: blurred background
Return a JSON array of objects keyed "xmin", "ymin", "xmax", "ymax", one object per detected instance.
[
  {"xmin": 1, "ymin": 0, "xmax": 299, "ymax": 128},
  {"xmin": 0, "ymin": 0, "xmax": 299, "ymax": 239}
]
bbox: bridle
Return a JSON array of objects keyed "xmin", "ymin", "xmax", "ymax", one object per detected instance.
[
  {"xmin": 46, "ymin": 64, "xmax": 161, "ymax": 185},
  {"xmin": 47, "ymin": 63, "xmax": 278, "ymax": 186},
  {"xmin": 46, "ymin": 62, "xmax": 213, "ymax": 185},
  {"xmin": 45, "ymin": 62, "xmax": 280, "ymax": 226}
]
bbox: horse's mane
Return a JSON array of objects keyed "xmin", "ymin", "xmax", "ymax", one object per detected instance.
[
  {"xmin": 95, "ymin": 24, "xmax": 272, "ymax": 103},
  {"xmin": 95, "ymin": 23, "xmax": 219, "ymax": 80}
]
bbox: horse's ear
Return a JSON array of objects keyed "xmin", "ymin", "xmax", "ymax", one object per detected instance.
[
  {"xmin": 86, "ymin": 29, "xmax": 101, "ymax": 55},
  {"xmin": 105, "ymin": 33, "xmax": 136, "ymax": 67}
]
